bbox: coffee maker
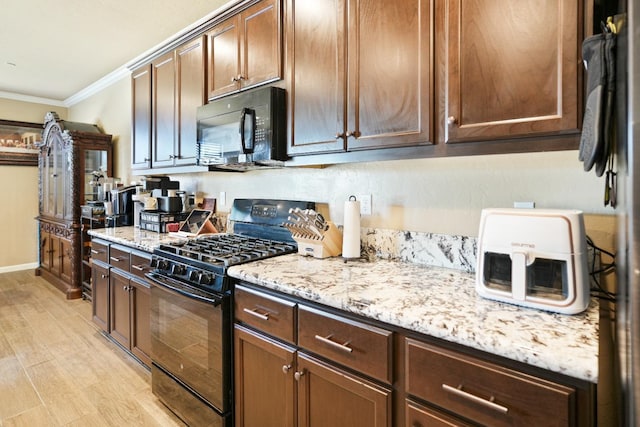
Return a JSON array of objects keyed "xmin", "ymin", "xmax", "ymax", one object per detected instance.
[{"xmin": 108, "ymin": 185, "xmax": 137, "ymax": 226}]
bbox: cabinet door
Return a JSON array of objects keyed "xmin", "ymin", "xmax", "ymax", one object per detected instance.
[
  {"xmin": 130, "ymin": 278, "xmax": 151, "ymax": 366},
  {"xmin": 207, "ymin": 17, "xmax": 241, "ymax": 99},
  {"xmin": 240, "ymin": 0, "xmax": 282, "ymax": 90},
  {"xmin": 109, "ymin": 269, "xmax": 132, "ymax": 349},
  {"xmin": 131, "ymin": 65, "xmax": 152, "ymax": 170},
  {"xmin": 347, "ymin": 0, "xmax": 432, "ymax": 150},
  {"xmin": 297, "ymin": 353, "xmax": 391, "ymax": 427},
  {"xmin": 50, "ymin": 234, "xmax": 61, "ymax": 276},
  {"xmin": 234, "ymin": 324, "xmax": 296, "ymax": 427},
  {"xmin": 287, "ymin": 0, "xmax": 346, "ymax": 155},
  {"xmin": 437, "ymin": 0, "xmax": 579, "ymax": 143},
  {"xmin": 40, "ymin": 231, "xmax": 51, "ymax": 271},
  {"xmin": 59, "ymin": 238, "xmax": 72, "ymax": 284},
  {"xmin": 152, "ymin": 51, "xmax": 177, "ymax": 168},
  {"xmin": 92, "ymin": 263, "xmax": 110, "ymax": 332},
  {"xmin": 175, "ymin": 36, "xmax": 206, "ymax": 166}
]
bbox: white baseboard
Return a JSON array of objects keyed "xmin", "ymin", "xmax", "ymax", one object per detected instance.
[{"xmin": 0, "ymin": 263, "xmax": 39, "ymax": 274}]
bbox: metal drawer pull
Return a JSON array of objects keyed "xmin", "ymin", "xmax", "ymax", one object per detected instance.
[
  {"xmin": 294, "ymin": 370, "xmax": 305, "ymax": 381},
  {"xmin": 131, "ymin": 264, "xmax": 145, "ymax": 271},
  {"xmin": 110, "ymin": 256, "xmax": 122, "ymax": 262},
  {"xmin": 90, "ymin": 249, "xmax": 100, "ymax": 254},
  {"xmin": 442, "ymin": 384, "xmax": 508, "ymax": 414},
  {"xmin": 314, "ymin": 334, "xmax": 353, "ymax": 353},
  {"xmin": 282, "ymin": 364, "xmax": 291, "ymax": 374},
  {"xmin": 243, "ymin": 307, "xmax": 269, "ymax": 321}
]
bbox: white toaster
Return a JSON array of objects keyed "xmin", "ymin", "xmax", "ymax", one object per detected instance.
[{"xmin": 476, "ymin": 208, "xmax": 590, "ymax": 314}]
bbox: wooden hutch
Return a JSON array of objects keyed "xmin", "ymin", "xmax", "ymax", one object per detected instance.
[{"xmin": 36, "ymin": 112, "xmax": 113, "ymax": 299}]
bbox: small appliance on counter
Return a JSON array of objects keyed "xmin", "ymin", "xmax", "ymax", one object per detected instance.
[
  {"xmin": 476, "ymin": 208, "xmax": 590, "ymax": 314},
  {"xmin": 107, "ymin": 185, "xmax": 137, "ymax": 226}
]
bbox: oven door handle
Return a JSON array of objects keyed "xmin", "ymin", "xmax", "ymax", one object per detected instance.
[{"xmin": 146, "ymin": 272, "xmax": 224, "ymax": 306}]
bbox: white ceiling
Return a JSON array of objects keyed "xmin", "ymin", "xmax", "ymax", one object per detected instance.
[{"xmin": 0, "ymin": 0, "xmax": 230, "ymax": 105}]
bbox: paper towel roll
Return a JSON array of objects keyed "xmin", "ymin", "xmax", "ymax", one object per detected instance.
[{"xmin": 342, "ymin": 197, "xmax": 361, "ymax": 258}]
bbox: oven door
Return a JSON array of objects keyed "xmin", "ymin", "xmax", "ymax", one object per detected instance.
[{"xmin": 148, "ymin": 272, "xmax": 231, "ymax": 418}]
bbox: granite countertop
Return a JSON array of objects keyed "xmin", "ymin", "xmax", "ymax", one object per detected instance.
[
  {"xmin": 228, "ymin": 254, "xmax": 599, "ymax": 383},
  {"xmin": 89, "ymin": 227, "xmax": 599, "ymax": 383},
  {"xmin": 88, "ymin": 226, "xmax": 188, "ymax": 252}
]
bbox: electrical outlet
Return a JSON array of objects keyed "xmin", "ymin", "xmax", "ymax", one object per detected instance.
[
  {"xmin": 219, "ymin": 191, "xmax": 226, "ymax": 206},
  {"xmin": 359, "ymin": 194, "xmax": 372, "ymax": 215},
  {"xmin": 513, "ymin": 201, "xmax": 535, "ymax": 209}
]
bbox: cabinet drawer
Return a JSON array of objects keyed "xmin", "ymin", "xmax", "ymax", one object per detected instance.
[
  {"xmin": 405, "ymin": 338, "xmax": 575, "ymax": 427},
  {"xmin": 298, "ymin": 305, "xmax": 392, "ymax": 384},
  {"xmin": 130, "ymin": 251, "xmax": 152, "ymax": 280},
  {"xmin": 234, "ymin": 285, "xmax": 296, "ymax": 344},
  {"xmin": 406, "ymin": 399, "xmax": 474, "ymax": 427},
  {"xmin": 109, "ymin": 245, "xmax": 131, "ymax": 272},
  {"xmin": 90, "ymin": 240, "xmax": 109, "ymax": 264}
]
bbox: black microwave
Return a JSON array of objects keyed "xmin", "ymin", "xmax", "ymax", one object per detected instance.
[{"xmin": 196, "ymin": 86, "xmax": 287, "ymax": 171}]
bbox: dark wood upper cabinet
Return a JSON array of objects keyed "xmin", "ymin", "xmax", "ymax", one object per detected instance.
[
  {"xmin": 132, "ymin": 36, "xmax": 206, "ymax": 171},
  {"xmin": 207, "ymin": 0, "xmax": 282, "ymax": 99},
  {"xmin": 152, "ymin": 52, "xmax": 176, "ymax": 169},
  {"xmin": 437, "ymin": 0, "xmax": 581, "ymax": 144},
  {"xmin": 287, "ymin": 0, "xmax": 432, "ymax": 156},
  {"xmin": 131, "ymin": 65, "xmax": 152, "ymax": 170},
  {"xmin": 175, "ymin": 36, "xmax": 206, "ymax": 166}
]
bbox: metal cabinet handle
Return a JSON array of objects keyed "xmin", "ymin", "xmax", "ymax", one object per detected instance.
[
  {"xmin": 282, "ymin": 364, "xmax": 292, "ymax": 374},
  {"xmin": 447, "ymin": 116, "xmax": 457, "ymax": 126},
  {"xmin": 442, "ymin": 384, "xmax": 508, "ymax": 414},
  {"xmin": 345, "ymin": 130, "xmax": 358, "ymax": 138},
  {"xmin": 91, "ymin": 249, "xmax": 100, "ymax": 254},
  {"xmin": 132, "ymin": 264, "xmax": 145, "ymax": 271},
  {"xmin": 294, "ymin": 370, "xmax": 305, "ymax": 381},
  {"xmin": 336, "ymin": 133, "xmax": 345, "ymax": 139},
  {"xmin": 243, "ymin": 307, "xmax": 269, "ymax": 321},
  {"xmin": 314, "ymin": 334, "xmax": 353, "ymax": 353},
  {"xmin": 100, "ymin": 274, "xmax": 108, "ymax": 279},
  {"xmin": 110, "ymin": 256, "xmax": 121, "ymax": 262}
]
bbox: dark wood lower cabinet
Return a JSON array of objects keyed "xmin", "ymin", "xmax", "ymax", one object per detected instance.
[
  {"xmin": 296, "ymin": 353, "xmax": 392, "ymax": 427},
  {"xmin": 233, "ymin": 283, "xmax": 596, "ymax": 427},
  {"xmin": 91, "ymin": 262, "xmax": 109, "ymax": 332},
  {"xmin": 90, "ymin": 239, "xmax": 152, "ymax": 368},
  {"xmin": 234, "ymin": 324, "xmax": 296, "ymax": 427}
]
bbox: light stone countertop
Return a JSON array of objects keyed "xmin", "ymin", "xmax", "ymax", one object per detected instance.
[
  {"xmin": 88, "ymin": 226, "xmax": 188, "ymax": 252},
  {"xmin": 228, "ymin": 254, "xmax": 599, "ymax": 383},
  {"xmin": 87, "ymin": 226, "xmax": 599, "ymax": 383}
]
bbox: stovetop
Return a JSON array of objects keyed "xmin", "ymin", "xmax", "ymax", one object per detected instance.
[
  {"xmin": 156, "ymin": 234, "xmax": 297, "ymax": 268},
  {"xmin": 149, "ymin": 199, "xmax": 315, "ymax": 294}
]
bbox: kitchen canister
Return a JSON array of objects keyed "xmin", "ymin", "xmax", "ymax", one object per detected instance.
[{"xmin": 342, "ymin": 195, "xmax": 361, "ymax": 258}]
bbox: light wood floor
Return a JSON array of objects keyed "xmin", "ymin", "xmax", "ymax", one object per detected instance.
[{"xmin": 0, "ymin": 270, "xmax": 186, "ymax": 427}]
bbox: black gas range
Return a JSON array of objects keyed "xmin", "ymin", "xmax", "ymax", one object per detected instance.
[{"xmin": 146, "ymin": 199, "xmax": 314, "ymax": 427}]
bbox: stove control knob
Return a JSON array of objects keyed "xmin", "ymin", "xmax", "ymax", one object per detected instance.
[
  {"xmin": 171, "ymin": 264, "xmax": 185, "ymax": 275},
  {"xmin": 199, "ymin": 273, "xmax": 212, "ymax": 285},
  {"xmin": 157, "ymin": 260, "xmax": 169, "ymax": 271},
  {"xmin": 150, "ymin": 258, "xmax": 158, "ymax": 268},
  {"xmin": 188, "ymin": 270, "xmax": 200, "ymax": 282}
]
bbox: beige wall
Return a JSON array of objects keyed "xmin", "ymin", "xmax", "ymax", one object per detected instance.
[
  {"xmin": 1, "ymin": 73, "xmax": 617, "ymax": 268},
  {"xmin": 0, "ymin": 99, "xmax": 67, "ymax": 271}
]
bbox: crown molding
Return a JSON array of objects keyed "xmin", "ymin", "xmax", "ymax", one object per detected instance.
[
  {"xmin": 0, "ymin": 91, "xmax": 66, "ymax": 107},
  {"xmin": 63, "ymin": 67, "xmax": 131, "ymax": 107}
]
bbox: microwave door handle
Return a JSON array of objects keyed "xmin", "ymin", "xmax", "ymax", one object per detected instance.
[{"xmin": 239, "ymin": 108, "xmax": 256, "ymax": 154}]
